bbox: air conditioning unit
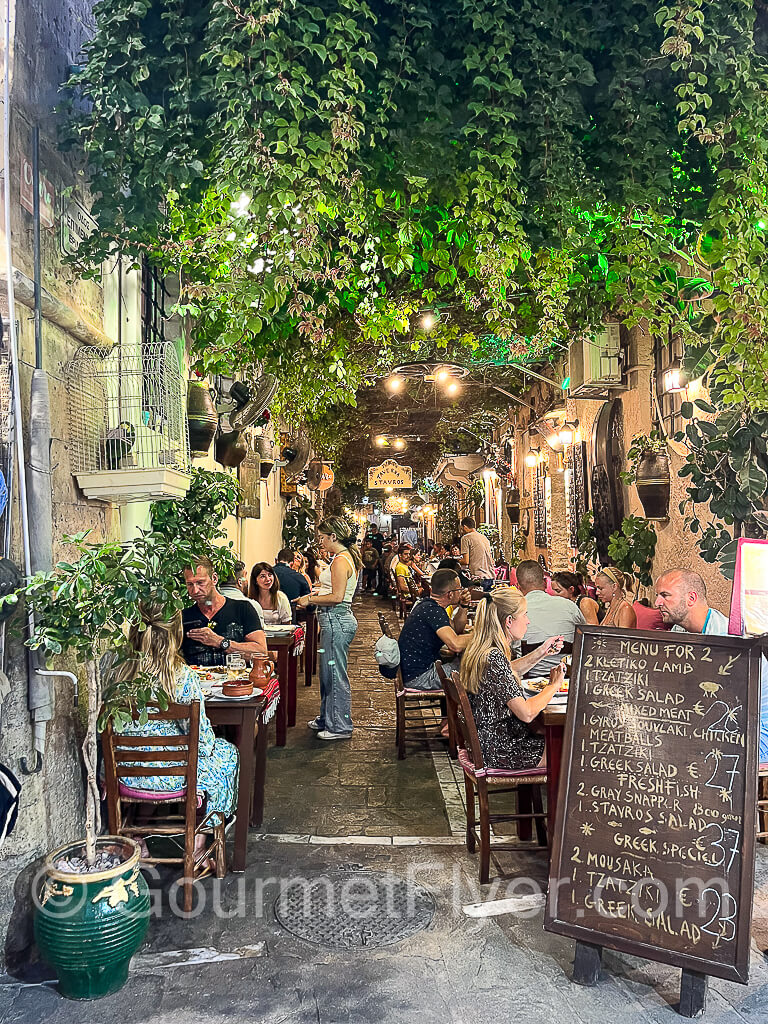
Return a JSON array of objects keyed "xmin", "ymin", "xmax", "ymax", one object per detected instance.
[{"xmin": 568, "ymin": 323, "xmax": 623, "ymax": 398}]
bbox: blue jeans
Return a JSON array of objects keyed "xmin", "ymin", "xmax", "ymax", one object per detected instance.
[{"xmin": 317, "ymin": 604, "xmax": 358, "ymax": 734}]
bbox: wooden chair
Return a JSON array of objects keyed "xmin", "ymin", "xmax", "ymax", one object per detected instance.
[
  {"xmin": 436, "ymin": 662, "xmax": 548, "ymax": 884},
  {"xmin": 758, "ymin": 763, "xmax": 768, "ymax": 842},
  {"xmin": 377, "ymin": 612, "xmax": 456, "ymax": 761},
  {"xmin": 102, "ymin": 702, "xmax": 226, "ymax": 912}
]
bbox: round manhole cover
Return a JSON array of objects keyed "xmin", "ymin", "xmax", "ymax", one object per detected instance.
[{"xmin": 274, "ymin": 869, "xmax": 435, "ymax": 949}]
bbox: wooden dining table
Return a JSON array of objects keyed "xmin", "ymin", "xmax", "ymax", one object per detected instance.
[
  {"xmin": 206, "ymin": 692, "xmax": 271, "ymax": 872},
  {"xmin": 296, "ymin": 608, "xmax": 317, "ymax": 687},
  {"xmin": 541, "ymin": 704, "xmax": 567, "ymax": 844},
  {"xmin": 265, "ymin": 631, "xmax": 299, "ymax": 746}
]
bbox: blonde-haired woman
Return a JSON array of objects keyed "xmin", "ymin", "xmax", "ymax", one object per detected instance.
[
  {"xmin": 595, "ymin": 566, "xmax": 637, "ymax": 629},
  {"xmin": 112, "ymin": 603, "xmax": 238, "ymax": 848},
  {"xmin": 296, "ymin": 517, "xmax": 361, "ymax": 740},
  {"xmin": 459, "ymin": 587, "xmax": 565, "ymax": 770}
]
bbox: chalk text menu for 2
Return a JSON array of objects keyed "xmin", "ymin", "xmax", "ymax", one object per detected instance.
[{"xmin": 545, "ymin": 627, "xmax": 760, "ymax": 983}]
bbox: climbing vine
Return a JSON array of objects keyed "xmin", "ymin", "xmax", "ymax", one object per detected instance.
[{"xmin": 63, "ymin": 0, "xmax": 768, "ymax": 436}]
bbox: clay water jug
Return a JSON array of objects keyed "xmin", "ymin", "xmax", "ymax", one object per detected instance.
[{"xmin": 249, "ymin": 653, "xmax": 276, "ymax": 688}]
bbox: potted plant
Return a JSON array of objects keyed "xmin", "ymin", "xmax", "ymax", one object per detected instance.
[
  {"xmin": 9, "ymin": 471, "xmax": 242, "ymax": 999},
  {"xmin": 282, "ymin": 494, "xmax": 319, "ymax": 550},
  {"xmin": 574, "ymin": 511, "xmax": 600, "ymax": 578},
  {"xmin": 620, "ymin": 430, "xmax": 670, "ymax": 520},
  {"xmin": 607, "ymin": 515, "xmax": 658, "ymax": 589}
]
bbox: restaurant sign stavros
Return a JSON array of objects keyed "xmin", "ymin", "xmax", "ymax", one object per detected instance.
[{"xmin": 368, "ymin": 459, "xmax": 412, "ymax": 490}]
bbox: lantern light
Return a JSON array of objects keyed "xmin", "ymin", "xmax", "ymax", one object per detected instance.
[
  {"xmin": 558, "ymin": 420, "xmax": 579, "ymax": 446},
  {"xmin": 525, "ymin": 446, "xmax": 539, "ymax": 468},
  {"xmin": 663, "ymin": 359, "xmax": 684, "ymax": 393}
]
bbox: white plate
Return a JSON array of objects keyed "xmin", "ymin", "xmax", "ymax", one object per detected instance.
[
  {"xmin": 265, "ymin": 626, "xmax": 293, "ymax": 634},
  {"xmin": 208, "ymin": 692, "xmax": 253, "ymax": 701}
]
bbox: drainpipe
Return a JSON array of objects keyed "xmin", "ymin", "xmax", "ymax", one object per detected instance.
[
  {"xmin": 3, "ymin": 1, "xmax": 45, "ymax": 771},
  {"xmin": 23, "ymin": 125, "xmax": 55, "ymax": 771}
]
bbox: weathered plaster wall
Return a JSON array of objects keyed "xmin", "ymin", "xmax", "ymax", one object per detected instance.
[{"xmin": 0, "ymin": 0, "xmax": 122, "ymax": 971}]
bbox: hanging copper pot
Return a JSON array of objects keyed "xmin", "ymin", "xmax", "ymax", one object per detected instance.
[
  {"xmin": 187, "ymin": 381, "xmax": 218, "ymax": 458},
  {"xmin": 215, "ymin": 430, "xmax": 248, "ymax": 468}
]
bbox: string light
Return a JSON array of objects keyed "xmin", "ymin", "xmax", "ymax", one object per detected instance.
[
  {"xmin": 446, "ymin": 381, "xmax": 459, "ymax": 396},
  {"xmin": 375, "ymin": 435, "xmax": 387, "ymax": 446},
  {"xmin": 421, "ymin": 313, "xmax": 436, "ymax": 331},
  {"xmin": 386, "ymin": 375, "xmax": 404, "ymax": 392}
]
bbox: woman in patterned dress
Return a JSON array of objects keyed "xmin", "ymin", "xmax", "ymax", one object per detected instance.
[
  {"xmin": 459, "ymin": 587, "xmax": 565, "ymax": 770},
  {"xmin": 111, "ymin": 604, "xmax": 238, "ymax": 855}
]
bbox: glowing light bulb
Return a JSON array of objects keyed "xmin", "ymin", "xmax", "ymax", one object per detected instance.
[
  {"xmin": 525, "ymin": 447, "xmax": 539, "ymax": 468},
  {"xmin": 446, "ymin": 381, "xmax": 459, "ymax": 396},
  {"xmin": 393, "ymin": 439, "xmax": 405, "ymax": 450},
  {"xmin": 375, "ymin": 436, "xmax": 387, "ymax": 446},
  {"xmin": 436, "ymin": 367, "xmax": 449, "ymax": 383},
  {"xmin": 559, "ymin": 420, "xmax": 578, "ymax": 446},
  {"xmin": 421, "ymin": 313, "xmax": 435, "ymax": 331},
  {"xmin": 386, "ymin": 375, "xmax": 404, "ymax": 392},
  {"xmin": 385, "ymin": 486, "xmax": 393, "ymax": 494},
  {"xmin": 663, "ymin": 360, "xmax": 684, "ymax": 393}
]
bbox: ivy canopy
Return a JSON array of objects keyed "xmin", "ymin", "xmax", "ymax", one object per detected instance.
[{"xmin": 66, "ymin": 0, "xmax": 768, "ymax": 421}]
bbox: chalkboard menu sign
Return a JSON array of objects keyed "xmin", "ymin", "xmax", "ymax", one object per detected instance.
[{"xmin": 545, "ymin": 625, "xmax": 761, "ymax": 984}]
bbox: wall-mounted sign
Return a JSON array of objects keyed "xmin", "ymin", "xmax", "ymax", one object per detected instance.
[
  {"xmin": 60, "ymin": 197, "xmax": 97, "ymax": 258},
  {"xmin": 20, "ymin": 160, "xmax": 55, "ymax": 229},
  {"xmin": 317, "ymin": 464, "xmax": 335, "ymax": 492},
  {"xmin": 237, "ymin": 451, "xmax": 261, "ymax": 519},
  {"xmin": 367, "ymin": 459, "xmax": 413, "ymax": 490}
]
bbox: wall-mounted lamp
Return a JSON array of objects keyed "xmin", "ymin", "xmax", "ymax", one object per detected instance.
[
  {"xmin": 558, "ymin": 419, "xmax": 579, "ymax": 446},
  {"xmin": 663, "ymin": 359, "xmax": 684, "ymax": 394},
  {"xmin": 525, "ymin": 446, "xmax": 540, "ymax": 468}
]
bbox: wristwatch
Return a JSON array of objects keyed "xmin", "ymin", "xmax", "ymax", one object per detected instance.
[{"xmin": 220, "ymin": 638, "xmax": 231, "ymax": 651}]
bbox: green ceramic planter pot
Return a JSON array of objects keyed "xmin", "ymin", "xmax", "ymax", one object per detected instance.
[{"xmin": 35, "ymin": 836, "xmax": 150, "ymax": 1000}]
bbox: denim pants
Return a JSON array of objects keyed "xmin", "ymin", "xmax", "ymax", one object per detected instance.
[{"xmin": 317, "ymin": 604, "xmax": 358, "ymax": 734}]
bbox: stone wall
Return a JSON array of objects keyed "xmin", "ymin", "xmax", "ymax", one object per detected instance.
[
  {"xmin": 499, "ymin": 327, "xmax": 732, "ymax": 616},
  {"xmin": 0, "ymin": 0, "xmax": 120, "ymax": 970}
]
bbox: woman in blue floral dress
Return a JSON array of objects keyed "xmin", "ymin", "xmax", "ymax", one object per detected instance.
[{"xmin": 111, "ymin": 604, "xmax": 238, "ymax": 833}]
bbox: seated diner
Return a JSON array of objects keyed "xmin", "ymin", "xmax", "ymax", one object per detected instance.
[
  {"xmin": 459, "ymin": 588, "xmax": 565, "ymax": 770},
  {"xmin": 112, "ymin": 602, "xmax": 239, "ymax": 859},
  {"xmin": 249, "ymin": 561, "xmax": 293, "ymax": 625},
  {"xmin": 182, "ymin": 556, "xmax": 267, "ymax": 666},
  {"xmin": 397, "ymin": 568, "xmax": 473, "ymax": 690},
  {"xmin": 595, "ymin": 566, "xmax": 637, "ymax": 629}
]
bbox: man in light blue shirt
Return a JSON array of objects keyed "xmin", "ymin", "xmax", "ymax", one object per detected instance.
[
  {"xmin": 655, "ymin": 568, "xmax": 768, "ymax": 764},
  {"xmin": 517, "ymin": 560, "xmax": 585, "ymax": 675}
]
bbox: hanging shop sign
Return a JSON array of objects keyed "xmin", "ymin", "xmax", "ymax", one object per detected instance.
[
  {"xmin": 317, "ymin": 464, "xmax": 335, "ymax": 492},
  {"xmin": 367, "ymin": 459, "xmax": 413, "ymax": 490},
  {"xmin": 20, "ymin": 160, "xmax": 55, "ymax": 229}
]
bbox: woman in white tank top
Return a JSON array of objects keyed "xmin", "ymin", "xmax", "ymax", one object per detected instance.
[{"xmin": 295, "ymin": 516, "xmax": 361, "ymax": 739}]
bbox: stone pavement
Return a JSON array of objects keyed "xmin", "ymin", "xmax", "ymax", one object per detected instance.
[
  {"xmin": 4, "ymin": 838, "xmax": 768, "ymax": 1024},
  {"xmin": 4, "ymin": 594, "xmax": 768, "ymax": 1021},
  {"xmin": 261, "ymin": 593, "xmax": 457, "ymax": 838}
]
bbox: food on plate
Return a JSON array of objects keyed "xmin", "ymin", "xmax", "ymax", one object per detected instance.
[{"xmin": 525, "ymin": 677, "xmax": 569, "ymax": 694}]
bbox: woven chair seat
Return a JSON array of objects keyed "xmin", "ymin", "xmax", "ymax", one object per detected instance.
[{"xmin": 457, "ymin": 746, "xmax": 547, "ymax": 784}]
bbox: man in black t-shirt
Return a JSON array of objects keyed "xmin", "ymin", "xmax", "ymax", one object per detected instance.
[
  {"xmin": 398, "ymin": 569, "xmax": 472, "ymax": 690},
  {"xmin": 182, "ymin": 556, "xmax": 267, "ymax": 667}
]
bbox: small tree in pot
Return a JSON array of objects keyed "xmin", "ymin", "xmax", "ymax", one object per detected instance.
[{"xmin": 5, "ymin": 469, "xmax": 242, "ymax": 999}]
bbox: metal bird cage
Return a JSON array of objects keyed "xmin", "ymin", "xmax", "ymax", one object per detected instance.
[{"xmin": 65, "ymin": 340, "xmax": 191, "ymax": 503}]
